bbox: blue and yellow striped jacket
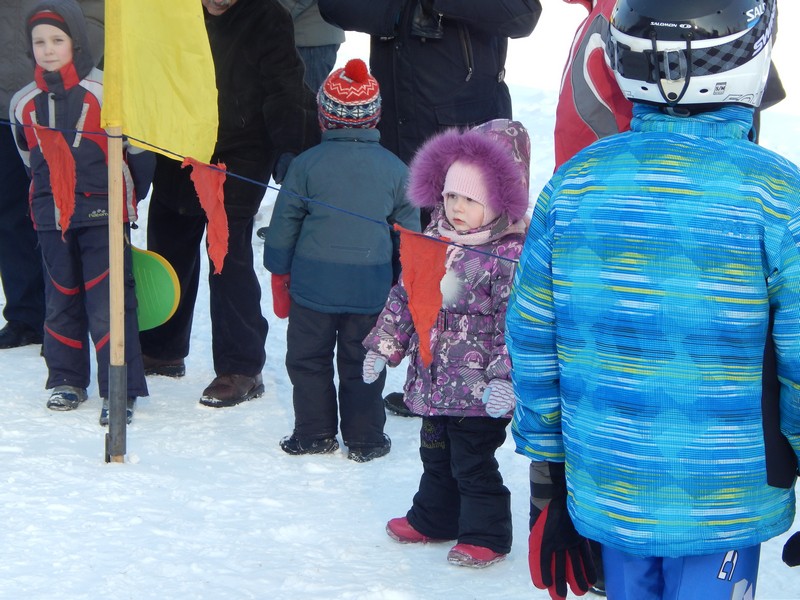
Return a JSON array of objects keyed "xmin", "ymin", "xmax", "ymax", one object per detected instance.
[{"xmin": 507, "ymin": 103, "xmax": 800, "ymax": 557}]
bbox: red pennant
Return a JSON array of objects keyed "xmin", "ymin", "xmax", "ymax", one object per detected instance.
[
  {"xmin": 395, "ymin": 224, "xmax": 448, "ymax": 367},
  {"xmin": 182, "ymin": 157, "xmax": 229, "ymax": 274},
  {"xmin": 34, "ymin": 124, "xmax": 76, "ymax": 238}
]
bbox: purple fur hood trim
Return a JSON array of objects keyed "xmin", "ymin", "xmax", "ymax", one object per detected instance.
[{"xmin": 407, "ymin": 128, "xmax": 530, "ymax": 222}]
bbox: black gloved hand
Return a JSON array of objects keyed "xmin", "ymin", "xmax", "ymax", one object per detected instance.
[
  {"xmin": 784, "ymin": 531, "xmax": 800, "ymax": 567},
  {"xmin": 273, "ymin": 152, "xmax": 296, "ymax": 185},
  {"xmin": 529, "ymin": 461, "xmax": 597, "ymax": 600},
  {"xmin": 420, "ymin": 0, "xmax": 436, "ymax": 13},
  {"xmin": 410, "ymin": 0, "xmax": 443, "ymax": 40}
]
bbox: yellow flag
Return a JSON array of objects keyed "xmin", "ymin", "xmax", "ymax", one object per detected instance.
[{"xmin": 102, "ymin": 0, "xmax": 218, "ymax": 163}]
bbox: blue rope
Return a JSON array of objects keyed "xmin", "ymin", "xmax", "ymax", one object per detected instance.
[{"xmin": 2, "ymin": 119, "xmax": 522, "ymax": 264}]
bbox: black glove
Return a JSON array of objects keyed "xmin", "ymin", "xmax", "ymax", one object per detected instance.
[
  {"xmin": 529, "ymin": 461, "xmax": 596, "ymax": 600},
  {"xmin": 420, "ymin": 0, "xmax": 436, "ymax": 13},
  {"xmin": 273, "ymin": 152, "xmax": 296, "ymax": 185},
  {"xmin": 784, "ymin": 531, "xmax": 800, "ymax": 567},
  {"xmin": 410, "ymin": 0, "xmax": 443, "ymax": 40}
]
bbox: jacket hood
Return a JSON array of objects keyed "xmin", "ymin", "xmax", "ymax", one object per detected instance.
[
  {"xmin": 408, "ymin": 125, "xmax": 530, "ymax": 223},
  {"xmin": 26, "ymin": 0, "xmax": 95, "ymax": 80}
]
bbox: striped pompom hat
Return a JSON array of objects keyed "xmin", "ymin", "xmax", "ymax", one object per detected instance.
[{"xmin": 318, "ymin": 58, "xmax": 381, "ymax": 130}]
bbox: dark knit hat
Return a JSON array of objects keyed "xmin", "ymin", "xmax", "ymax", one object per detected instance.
[
  {"xmin": 28, "ymin": 9, "xmax": 72, "ymax": 38},
  {"xmin": 318, "ymin": 59, "xmax": 381, "ymax": 130}
]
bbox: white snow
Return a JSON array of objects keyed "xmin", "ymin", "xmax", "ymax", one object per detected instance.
[{"xmin": 2, "ymin": 3, "xmax": 799, "ymax": 598}]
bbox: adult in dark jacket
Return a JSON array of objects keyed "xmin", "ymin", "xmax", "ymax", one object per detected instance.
[
  {"xmin": 319, "ymin": 0, "xmax": 541, "ymax": 416},
  {"xmin": 318, "ymin": 0, "xmax": 542, "ymax": 165},
  {"xmin": 0, "ymin": 0, "xmax": 103, "ymax": 349},
  {"xmin": 140, "ymin": 0, "xmax": 319, "ymax": 407}
]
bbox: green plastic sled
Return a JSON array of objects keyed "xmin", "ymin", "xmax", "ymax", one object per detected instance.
[{"xmin": 132, "ymin": 246, "xmax": 180, "ymax": 331}]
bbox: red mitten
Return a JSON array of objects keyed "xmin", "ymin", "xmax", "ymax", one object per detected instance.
[{"xmin": 271, "ymin": 273, "xmax": 291, "ymax": 319}]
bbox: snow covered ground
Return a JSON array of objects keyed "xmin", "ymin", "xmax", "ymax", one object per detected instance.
[{"xmin": 2, "ymin": 3, "xmax": 800, "ymax": 599}]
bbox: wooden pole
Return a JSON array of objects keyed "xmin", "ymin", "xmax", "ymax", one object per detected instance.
[{"xmin": 105, "ymin": 124, "xmax": 127, "ymax": 463}]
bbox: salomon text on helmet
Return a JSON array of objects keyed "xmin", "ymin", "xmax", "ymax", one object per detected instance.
[{"xmin": 606, "ymin": 0, "xmax": 775, "ymax": 107}]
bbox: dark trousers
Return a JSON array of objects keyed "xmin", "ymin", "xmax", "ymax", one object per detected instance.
[
  {"xmin": 297, "ymin": 44, "xmax": 340, "ymax": 94},
  {"xmin": 285, "ymin": 300, "xmax": 386, "ymax": 447},
  {"xmin": 407, "ymin": 415, "xmax": 512, "ymax": 553},
  {"xmin": 139, "ymin": 196, "xmax": 267, "ymax": 376},
  {"xmin": 0, "ymin": 125, "xmax": 44, "ymax": 331},
  {"xmin": 39, "ymin": 227, "xmax": 147, "ymax": 398}
]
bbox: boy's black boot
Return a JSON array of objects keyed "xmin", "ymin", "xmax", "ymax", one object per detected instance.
[
  {"xmin": 347, "ymin": 434, "xmax": 391, "ymax": 463},
  {"xmin": 280, "ymin": 434, "xmax": 339, "ymax": 456}
]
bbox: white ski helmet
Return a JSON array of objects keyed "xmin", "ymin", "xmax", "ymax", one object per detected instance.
[{"xmin": 606, "ymin": 0, "xmax": 776, "ymax": 107}]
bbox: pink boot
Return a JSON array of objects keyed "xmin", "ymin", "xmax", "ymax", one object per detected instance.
[
  {"xmin": 447, "ymin": 543, "xmax": 507, "ymax": 568},
  {"xmin": 386, "ymin": 517, "xmax": 450, "ymax": 543}
]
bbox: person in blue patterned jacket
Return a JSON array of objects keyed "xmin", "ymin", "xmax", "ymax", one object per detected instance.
[{"xmin": 506, "ymin": 1, "xmax": 800, "ymax": 598}]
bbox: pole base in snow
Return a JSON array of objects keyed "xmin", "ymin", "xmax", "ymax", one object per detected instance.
[
  {"xmin": 105, "ymin": 433, "xmax": 124, "ymax": 463},
  {"xmin": 104, "ymin": 364, "xmax": 128, "ymax": 462}
]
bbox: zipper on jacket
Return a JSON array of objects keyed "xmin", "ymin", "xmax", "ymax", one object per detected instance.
[
  {"xmin": 457, "ymin": 24, "xmax": 474, "ymax": 82},
  {"xmin": 47, "ymin": 93, "xmax": 56, "ymax": 128}
]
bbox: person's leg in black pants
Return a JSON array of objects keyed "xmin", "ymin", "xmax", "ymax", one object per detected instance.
[
  {"xmin": 139, "ymin": 196, "xmax": 204, "ymax": 362},
  {"xmin": 208, "ymin": 213, "xmax": 267, "ymax": 376},
  {"xmin": 406, "ymin": 416, "xmax": 461, "ymax": 540},
  {"xmin": 337, "ymin": 312, "xmax": 386, "ymax": 448},
  {"xmin": 0, "ymin": 125, "xmax": 44, "ymax": 346},
  {"xmin": 285, "ymin": 301, "xmax": 339, "ymax": 441},
  {"xmin": 447, "ymin": 416, "xmax": 512, "ymax": 554},
  {"xmin": 407, "ymin": 415, "xmax": 512, "ymax": 553}
]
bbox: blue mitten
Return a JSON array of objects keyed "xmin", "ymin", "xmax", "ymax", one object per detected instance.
[
  {"xmin": 481, "ymin": 379, "xmax": 515, "ymax": 418},
  {"xmin": 362, "ymin": 350, "xmax": 387, "ymax": 384}
]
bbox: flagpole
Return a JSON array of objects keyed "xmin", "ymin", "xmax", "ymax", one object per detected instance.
[
  {"xmin": 100, "ymin": 0, "xmax": 219, "ymax": 462},
  {"xmin": 105, "ymin": 125, "xmax": 127, "ymax": 463},
  {"xmin": 103, "ymin": 0, "xmax": 126, "ymax": 463}
]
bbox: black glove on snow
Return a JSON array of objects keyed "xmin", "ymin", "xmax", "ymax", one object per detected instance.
[
  {"xmin": 784, "ymin": 531, "xmax": 800, "ymax": 567},
  {"xmin": 529, "ymin": 461, "xmax": 597, "ymax": 600}
]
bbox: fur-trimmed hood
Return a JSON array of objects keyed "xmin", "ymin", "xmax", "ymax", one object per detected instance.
[{"xmin": 407, "ymin": 125, "xmax": 530, "ymax": 224}]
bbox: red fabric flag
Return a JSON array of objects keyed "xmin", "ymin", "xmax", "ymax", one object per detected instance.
[
  {"xmin": 34, "ymin": 124, "xmax": 76, "ymax": 238},
  {"xmin": 182, "ymin": 157, "xmax": 229, "ymax": 274},
  {"xmin": 394, "ymin": 224, "xmax": 448, "ymax": 367}
]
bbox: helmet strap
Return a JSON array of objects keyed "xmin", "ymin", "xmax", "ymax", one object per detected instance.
[{"xmin": 651, "ymin": 32, "xmax": 693, "ymax": 107}]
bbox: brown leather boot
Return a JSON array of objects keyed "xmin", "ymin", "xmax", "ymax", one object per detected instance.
[
  {"xmin": 199, "ymin": 373, "xmax": 264, "ymax": 407},
  {"xmin": 142, "ymin": 355, "xmax": 186, "ymax": 378}
]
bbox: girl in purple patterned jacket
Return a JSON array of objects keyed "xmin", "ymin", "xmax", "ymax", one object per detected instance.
[{"xmin": 362, "ymin": 119, "xmax": 530, "ymax": 568}]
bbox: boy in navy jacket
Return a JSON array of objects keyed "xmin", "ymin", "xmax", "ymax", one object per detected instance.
[
  {"xmin": 264, "ymin": 59, "xmax": 419, "ymax": 461},
  {"xmin": 10, "ymin": 0, "xmax": 153, "ymax": 424}
]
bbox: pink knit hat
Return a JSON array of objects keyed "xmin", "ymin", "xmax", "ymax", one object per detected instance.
[{"xmin": 442, "ymin": 160, "xmax": 499, "ymax": 226}]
